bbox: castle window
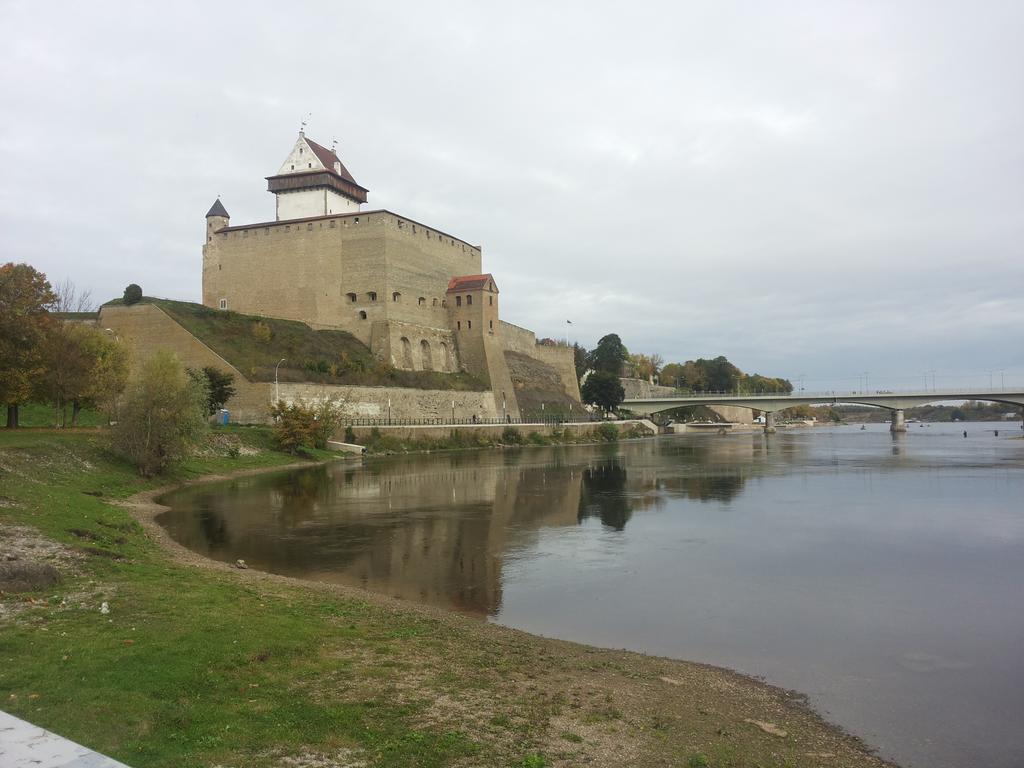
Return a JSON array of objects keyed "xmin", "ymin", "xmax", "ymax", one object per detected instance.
[
  {"xmin": 417, "ymin": 297, "xmax": 426, "ymax": 306},
  {"xmin": 489, "ymin": 320, "xmax": 493, "ymax": 330},
  {"xmin": 358, "ymin": 311, "xmax": 367, "ymax": 320},
  {"xmin": 456, "ymin": 296, "xmax": 462, "ymax": 307},
  {"xmin": 367, "ymin": 291, "xmax": 377, "ymax": 302},
  {"xmin": 457, "ymin": 321, "xmax": 461, "ymax": 330},
  {"xmin": 291, "ymin": 164, "xmax": 294, "ymax": 170},
  {"xmin": 285, "ymin": 225, "xmax": 291, "ymax": 232},
  {"xmin": 307, "ymin": 223, "xmax": 313, "ymax": 230},
  {"xmin": 299, "ymin": 147, "xmax": 303, "ymax": 154},
  {"xmin": 441, "ymin": 299, "xmax": 447, "ymax": 308},
  {"xmin": 489, "ymin": 296, "xmax": 493, "ymax": 306},
  {"xmin": 432, "ymin": 298, "xmax": 438, "ymax": 307},
  {"xmin": 466, "ymin": 295, "xmax": 472, "ymax": 306},
  {"xmin": 354, "ymin": 217, "xmax": 360, "ymax": 224},
  {"xmin": 392, "ymin": 292, "xmax": 401, "ymax": 302},
  {"xmin": 346, "ymin": 292, "xmax": 357, "ymax": 303},
  {"xmin": 467, "ymin": 320, "xmax": 472, "ymax": 329},
  {"xmin": 219, "ymin": 298, "xmax": 227, "ymax": 310},
  {"xmin": 308, "ymin": 163, "xmax": 312, "ymax": 168},
  {"xmin": 329, "ymin": 220, "xmax": 336, "ymax": 228}
]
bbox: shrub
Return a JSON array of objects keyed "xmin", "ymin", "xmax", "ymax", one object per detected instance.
[
  {"xmin": 501, "ymin": 426, "xmax": 523, "ymax": 445},
  {"xmin": 527, "ymin": 431, "xmax": 548, "ymax": 445},
  {"xmin": 270, "ymin": 397, "xmax": 343, "ymax": 453},
  {"xmin": 251, "ymin": 320, "xmax": 272, "ymax": 343},
  {"xmin": 111, "ymin": 351, "xmax": 208, "ymax": 476},
  {"xmin": 597, "ymin": 422, "xmax": 619, "ymax": 442},
  {"xmin": 123, "ymin": 284, "xmax": 142, "ymax": 305},
  {"xmin": 344, "ymin": 425, "xmax": 356, "ymax": 443}
]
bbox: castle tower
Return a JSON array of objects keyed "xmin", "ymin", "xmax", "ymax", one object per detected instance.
[
  {"xmin": 204, "ymin": 198, "xmax": 229, "ymax": 242},
  {"xmin": 446, "ymin": 274, "xmax": 521, "ymax": 420},
  {"xmin": 266, "ymin": 132, "xmax": 368, "ymax": 221}
]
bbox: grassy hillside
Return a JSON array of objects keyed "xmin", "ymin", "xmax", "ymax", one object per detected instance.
[{"xmin": 104, "ymin": 297, "xmax": 486, "ymax": 391}]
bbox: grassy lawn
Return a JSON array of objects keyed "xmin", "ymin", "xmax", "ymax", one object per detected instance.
[
  {"xmin": 15, "ymin": 402, "xmax": 109, "ymax": 428},
  {"xmin": 0, "ymin": 429, "xmax": 894, "ymax": 768}
]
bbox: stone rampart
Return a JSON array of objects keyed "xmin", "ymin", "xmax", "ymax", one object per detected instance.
[
  {"xmin": 98, "ymin": 303, "xmax": 498, "ymax": 424},
  {"xmin": 347, "ymin": 420, "xmax": 654, "ymax": 441}
]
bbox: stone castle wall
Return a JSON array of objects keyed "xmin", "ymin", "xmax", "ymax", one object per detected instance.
[
  {"xmin": 501, "ymin": 321, "xmax": 581, "ymax": 402},
  {"xmin": 203, "ymin": 210, "xmax": 482, "ymax": 346}
]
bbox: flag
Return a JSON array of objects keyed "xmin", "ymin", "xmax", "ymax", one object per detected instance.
[{"xmin": 567, "ymin": 320, "xmax": 572, "ymax": 325}]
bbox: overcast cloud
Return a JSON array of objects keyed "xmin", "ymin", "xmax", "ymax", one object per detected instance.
[{"xmin": 1, "ymin": 0, "xmax": 1021, "ymax": 390}]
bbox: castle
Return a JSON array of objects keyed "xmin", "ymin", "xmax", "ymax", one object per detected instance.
[{"xmin": 196, "ymin": 131, "xmax": 579, "ymax": 420}]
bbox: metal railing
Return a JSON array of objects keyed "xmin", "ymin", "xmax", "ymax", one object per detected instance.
[
  {"xmin": 346, "ymin": 415, "xmax": 602, "ymax": 427},
  {"xmin": 625, "ymin": 386, "xmax": 1024, "ymax": 401}
]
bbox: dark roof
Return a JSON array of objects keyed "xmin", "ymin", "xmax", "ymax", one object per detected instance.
[
  {"xmin": 205, "ymin": 199, "xmax": 229, "ymax": 218},
  {"xmin": 447, "ymin": 274, "xmax": 497, "ymax": 293},
  {"xmin": 305, "ymin": 137, "xmax": 360, "ymax": 186}
]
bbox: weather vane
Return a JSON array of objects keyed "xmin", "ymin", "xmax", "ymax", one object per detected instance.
[
  {"xmin": 300, "ymin": 112, "xmax": 311, "ymax": 132},
  {"xmin": 331, "ymin": 138, "xmax": 338, "ymax": 153}
]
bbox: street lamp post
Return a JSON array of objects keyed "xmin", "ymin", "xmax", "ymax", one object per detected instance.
[{"xmin": 274, "ymin": 358, "xmax": 286, "ymax": 404}]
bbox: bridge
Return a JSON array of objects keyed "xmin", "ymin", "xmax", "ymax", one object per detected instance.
[{"xmin": 622, "ymin": 388, "xmax": 1024, "ymax": 433}]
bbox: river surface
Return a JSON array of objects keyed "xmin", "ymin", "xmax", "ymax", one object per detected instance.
[{"xmin": 158, "ymin": 422, "xmax": 1024, "ymax": 768}]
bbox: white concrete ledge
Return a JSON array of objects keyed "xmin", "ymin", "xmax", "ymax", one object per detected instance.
[{"xmin": 0, "ymin": 710, "xmax": 130, "ymax": 768}]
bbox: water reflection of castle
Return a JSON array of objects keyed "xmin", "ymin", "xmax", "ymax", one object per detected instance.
[{"xmin": 164, "ymin": 438, "xmax": 799, "ymax": 616}]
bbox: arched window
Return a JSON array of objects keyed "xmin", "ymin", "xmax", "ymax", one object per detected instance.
[
  {"xmin": 432, "ymin": 298, "xmax": 438, "ymax": 307},
  {"xmin": 392, "ymin": 292, "xmax": 401, "ymax": 302},
  {"xmin": 456, "ymin": 296, "xmax": 462, "ymax": 307},
  {"xmin": 488, "ymin": 296, "xmax": 493, "ymax": 306},
  {"xmin": 417, "ymin": 297, "xmax": 426, "ymax": 306},
  {"xmin": 400, "ymin": 337, "xmax": 414, "ymax": 369},
  {"xmin": 420, "ymin": 340, "xmax": 433, "ymax": 371},
  {"xmin": 346, "ymin": 292, "xmax": 357, "ymax": 303},
  {"xmin": 367, "ymin": 291, "xmax": 377, "ymax": 302},
  {"xmin": 358, "ymin": 310, "xmax": 367, "ymax": 320},
  {"xmin": 466, "ymin": 295, "xmax": 473, "ymax": 305}
]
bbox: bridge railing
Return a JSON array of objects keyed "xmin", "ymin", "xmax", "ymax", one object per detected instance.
[{"xmin": 624, "ymin": 387, "xmax": 1023, "ymax": 401}]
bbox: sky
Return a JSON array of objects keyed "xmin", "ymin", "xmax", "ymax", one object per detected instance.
[{"xmin": 1, "ymin": 0, "xmax": 1022, "ymax": 391}]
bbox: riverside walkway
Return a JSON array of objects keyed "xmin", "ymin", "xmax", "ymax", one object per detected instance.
[{"xmin": 622, "ymin": 387, "xmax": 1024, "ymax": 433}]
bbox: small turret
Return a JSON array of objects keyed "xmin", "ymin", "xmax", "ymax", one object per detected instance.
[{"xmin": 205, "ymin": 198, "xmax": 230, "ymax": 242}]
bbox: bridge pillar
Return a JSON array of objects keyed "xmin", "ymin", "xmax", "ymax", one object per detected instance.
[
  {"xmin": 890, "ymin": 408, "xmax": 907, "ymax": 433},
  {"xmin": 764, "ymin": 411, "xmax": 777, "ymax": 434}
]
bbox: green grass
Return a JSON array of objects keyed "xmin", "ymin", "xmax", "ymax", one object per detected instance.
[
  {"xmin": 0, "ymin": 430, "xmax": 480, "ymax": 767},
  {"xmin": 16, "ymin": 401, "xmax": 108, "ymax": 428},
  {"xmin": 103, "ymin": 296, "xmax": 486, "ymax": 391}
]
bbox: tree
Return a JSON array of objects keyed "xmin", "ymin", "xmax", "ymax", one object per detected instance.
[
  {"xmin": 188, "ymin": 366, "xmax": 237, "ymax": 416},
  {"xmin": 572, "ymin": 343, "xmax": 588, "ymax": 382},
  {"xmin": 588, "ymin": 333, "xmax": 628, "ymax": 376},
  {"xmin": 52, "ymin": 278, "xmax": 94, "ymax": 314},
  {"xmin": 628, "ymin": 352, "xmax": 663, "ymax": 383},
  {"xmin": 581, "ymin": 371, "xmax": 625, "ymax": 413},
  {"xmin": 36, "ymin": 324, "xmax": 129, "ymax": 427},
  {"xmin": 0, "ymin": 263, "xmax": 56, "ymax": 427},
  {"xmin": 123, "ymin": 284, "xmax": 143, "ymax": 305},
  {"xmin": 660, "ymin": 362, "xmax": 685, "ymax": 389},
  {"xmin": 112, "ymin": 351, "xmax": 208, "ymax": 476}
]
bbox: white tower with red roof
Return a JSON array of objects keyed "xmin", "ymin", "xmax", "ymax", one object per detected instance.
[{"xmin": 266, "ymin": 131, "xmax": 369, "ymax": 221}]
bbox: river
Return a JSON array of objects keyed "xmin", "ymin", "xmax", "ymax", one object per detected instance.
[{"xmin": 157, "ymin": 421, "xmax": 1024, "ymax": 768}]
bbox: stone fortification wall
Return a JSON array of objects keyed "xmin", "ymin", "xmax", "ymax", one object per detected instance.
[
  {"xmin": 499, "ymin": 321, "xmax": 581, "ymax": 403},
  {"xmin": 375, "ymin": 320, "xmax": 459, "ymax": 373},
  {"xmin": 203, "ymin": 210, "xmax": 482, "ymax": 347},
  {"xmin": 347, "ymin": 420, "xmax": 654, "ymax": 442},
  {"xmin": 278, "ymin": 383, "xmax": 498, "ymax": 422},
  {"xmin": 620, "ymin": 378, "xmax": 676, "ymax": 399},
  {"xmin": 98, "ymin": 303, "xmax": 498, "ymax": 424},
  {"xmin": 98, "ymin": 304, "xmax": 271, "ymax": 422}
]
